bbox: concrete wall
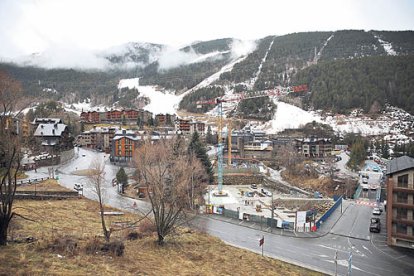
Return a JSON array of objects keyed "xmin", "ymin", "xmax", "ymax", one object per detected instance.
[{"xmin": 219, "ymin": 174, "xmax": 264, "ymax": 186}]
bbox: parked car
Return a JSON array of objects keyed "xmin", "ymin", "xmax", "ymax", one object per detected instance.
[
  {"xmin": 261, "ymin": 188, "xmax": 272, "ymax": 197},
  {"xmin": 372, "ymin": 207, "xmax": 381, "ymax": 215},
  {"xmin": 370, "ymin": 217, "xmax": 381, "ymax": 233},
  {"xmin": 250, "ymin": 184, "xmax": 257, "ymax": 189}
]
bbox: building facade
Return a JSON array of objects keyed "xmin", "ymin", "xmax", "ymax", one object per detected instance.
[
  {"xmin": 80, "ymin": 109, "xmax": 153, "ymax": 125},
  {"xmin": 110, "ymin": 130, "xmax": 141, "ymax": 163},
  {"xmin": 33, "ymin": 122, "xmax": 72, "ymax": 152},
  {"xmin": 386, "ymin": 156, "xmax": 414, "ymax": 249},
  {"xmin": 295, "ymin": 137, "xmax": 333, "ymax": 158}
]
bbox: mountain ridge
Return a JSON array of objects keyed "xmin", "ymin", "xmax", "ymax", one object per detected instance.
[{"xmin": 1, "ymin": 29, "xmax": 413, "ymax": 116}]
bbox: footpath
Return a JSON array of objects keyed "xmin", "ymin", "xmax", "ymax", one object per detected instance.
[{"xmin": 203, "ymin": 199, "xmax": 352, "ymax": 238}]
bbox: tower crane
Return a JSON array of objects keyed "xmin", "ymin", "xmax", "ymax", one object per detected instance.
[{"xmin": 196, "ymin": 84, "xmax": 308, "ymax": 194}]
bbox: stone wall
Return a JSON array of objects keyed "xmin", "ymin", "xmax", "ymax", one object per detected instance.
[
  {"xmin": 14, "ymin": 191, "xmax": 79, "ymax": 200},
  {"xmin": 218, "ymin": 174, "xmax": 264, "ymax": 186}
]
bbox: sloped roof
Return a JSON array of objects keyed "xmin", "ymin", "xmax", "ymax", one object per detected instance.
[
  {"xmin": 113, "ymin": 135, "xmax": 140, "ymax": 141},
  {"xmin": 34, "ymin": 123, "xmax": 67, "ymax": 137},
  {"xmin": 386, "ymin": 156, "xmax": 414, "ymax": 175},
  {"xmin": 32, "ymin": 118, "xmax": 62, "ymax": 124}
]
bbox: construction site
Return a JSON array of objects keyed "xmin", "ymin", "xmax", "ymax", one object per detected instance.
[{"xmin": 197, "ymin": 86, "xmax": 345, "ymax": 233}]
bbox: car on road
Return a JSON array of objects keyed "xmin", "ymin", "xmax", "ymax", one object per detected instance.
[
  {"xmin": 250, "ymin": 184, "xmax": 257, "ymax": 189},
  {"xmin": 370, "ymin": 217, "xmax": 381, "ymax": 233},
  {"xmin": 372, "ymin": 207, "xmax": 381, "ymax": 215}
]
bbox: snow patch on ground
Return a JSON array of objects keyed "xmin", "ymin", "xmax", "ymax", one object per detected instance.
[
  {"xmin": 257, "ymin": 101, "xmax": 321, "ymax": 134},
  {"xmin": 373, "ymin": 34, "xmax": 397, "ymax": 56},
  {"xmin": 118, "ymin": 78, "xmax": 181, "ymax": 115}
]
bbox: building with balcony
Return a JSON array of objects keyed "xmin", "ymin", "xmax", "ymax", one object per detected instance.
[
  {"xmin": 110, "ymin": 130, "xmax": 141, "ymax": 163},
  {"xmin": 386, "ymin": 155, "xmax": 414, "ymax": 249},
  {"xmin": 295, "ymin": 137, "xmax": 332, "ymax": 158}
]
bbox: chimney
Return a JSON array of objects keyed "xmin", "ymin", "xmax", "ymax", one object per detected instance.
[
  {"xmin": 52, "ymin": 129, "xmax": 55, "ymax": 135},
  {"xmin": 54, "ymin": 123, "xmax": 58, "ymax": 129},
  {"xmin": 41, "ymin": 124, "xmax": 44, "ymax": 129}
]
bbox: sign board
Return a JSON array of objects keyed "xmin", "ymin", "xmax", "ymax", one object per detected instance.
[{"xmin": 296, "ymin": 211, "xmax": 307, "ymax": 232}]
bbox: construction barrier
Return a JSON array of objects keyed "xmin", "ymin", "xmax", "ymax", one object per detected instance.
[{"xmin": 316, "ymin": 196, "xmax": 342, "ymax": 229}]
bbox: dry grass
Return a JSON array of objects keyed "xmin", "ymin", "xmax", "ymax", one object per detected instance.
[
  {"xmin": 17, "ymin": 179, "xmax": 71, "ymax": 192},
  {"xmin": 282, "ymin": 168, "xmax": 334, "ymax": 196},
  {"xmin": 2, "ymin": 181, "xmax": 323, "ymax": 276}
]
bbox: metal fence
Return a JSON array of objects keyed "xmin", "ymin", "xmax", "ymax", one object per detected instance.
[
  {"xmin": 353, "ymin": 185, "xmax": 362, "ymax": 199},
  {"xmin": 17, "ymin": 177, "xmax": 50, "ymax": 185},
  {"xmin": 220, "ymin": 208, "xmax": 293, "ymax": 230},
  {"xmin": 316, "ymin": 196, "xmax": 342, "ymax": 229}
]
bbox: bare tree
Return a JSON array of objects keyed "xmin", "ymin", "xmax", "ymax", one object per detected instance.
[
  {"xmin": 0, "ymin": 71, "xmax": 23, "ymax": 245},
  {"xmin": 134, "ymin": 137, "xmax": 207, "ymax": 245},
  {"xmin": 87, "ymin": 159, "xmax": 111, "ymax": 242}
]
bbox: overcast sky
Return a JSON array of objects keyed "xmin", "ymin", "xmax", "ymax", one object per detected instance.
[{"xmin": 1, "ymin": 0, "xmax": 413, "ymax": 59}]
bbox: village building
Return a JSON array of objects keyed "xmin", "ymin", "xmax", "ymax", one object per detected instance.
[
  {"xmin": 110, "ymin": 130, "xmax": 141, "ymax": 163},
  {"xmin": 33, "ymin": 121, "xmax": 72, "ymax": 152},
  {"xmin": 386, "ymin": 156, "xmax": 414, "ymax": 249},
  {"xmin": 295, "ymin": 137, "xmax": 333, "ymax": 158}
]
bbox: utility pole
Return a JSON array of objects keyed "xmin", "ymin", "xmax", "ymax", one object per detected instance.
[
  {"xmin": 271, "ymin": 194, "xmax": 275, "ymax": 233},
  {"xmin": 335, "ymin": 250, "xmax": 338, "ymax": 276}
]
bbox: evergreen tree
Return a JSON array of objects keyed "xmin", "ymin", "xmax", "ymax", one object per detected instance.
[
  {"xmin": 188, "ymin": 131, "xmax": 214, "ymax": 183},
  {"xmin": 381, "ymin": 140, "xmax": 390, "ymax": 159},
  {"xmin": 206, "ymin": 125, "xmax": 213, "ymax": 144},
  {"xmin": 116, "ymin": 167, "xmax": 128, "ymax": 193},
  {"xmin": 137, "ymin": 117, "xmax": 142, "ymax": 128},
  {"xmin": 347, "ymin": 137, "xmax": 367, "ymax": 171}
]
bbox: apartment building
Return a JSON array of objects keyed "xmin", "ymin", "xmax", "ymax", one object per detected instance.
[{"xmin": 386, "ymin": 155, "xmax": 414, "ymax": 249}]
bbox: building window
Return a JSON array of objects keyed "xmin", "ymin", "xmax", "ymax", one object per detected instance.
[
  {"xmin": 396, "ymin": 192, "xmax": 408, "ymax": 204},
  {"xmin": 396, "ymin": 223, "xmax": 407, "ymax": 235},
  {"xmin": 396, "ymin": 208, "xmax": 408, "ymax": 219},
  {"xmin": 397, "ymin": 174, "xmax": 408, "ymax": 188}
]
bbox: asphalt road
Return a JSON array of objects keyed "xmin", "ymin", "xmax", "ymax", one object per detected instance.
[
  {"xmin": 26, "ymin": 147, "xmax": 152, "ymax": 214},
  {"xmin": 192, "ymin": 208, "xmax": 414, "ymax": 276},
  {"xmin": 26, "ymin": 149, "xmax": 414, "ymax": 275}
]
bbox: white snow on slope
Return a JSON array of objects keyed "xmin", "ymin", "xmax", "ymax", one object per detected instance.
[
  {"xmin": 314, "ymin": 34, "xmax": 334, "ymax": 63},
  {"xmin": 118, "ymin": 78, "xmax": 181, "ymax": 115},
  {"xmin": 373, "ymin": 34, "xmax": 397, "ymax": 56},
  {"xmin": 248, "ymin": 38, "xmax": 274, "ymax": 89},
  {"xmin": 257, "ymin": 101, "xmax": 321, "ymax": 134},
  {"xmin": 185, "ymin": 55, "xmax": 248, "ymax": 94}
]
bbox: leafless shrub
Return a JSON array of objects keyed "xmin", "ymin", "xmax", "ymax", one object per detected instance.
[{"xmin": 48, "ymin": 236, "xmax": 78, "ymax": 256}]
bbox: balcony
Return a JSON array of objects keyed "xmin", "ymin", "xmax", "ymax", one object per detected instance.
[
  {"xmin": 393, "ymin": 202, "xmax": 414, "ymax": 209},
  {"xmin": 392, "ymin": 218, "xmax": 414, "ymax": 226},
  {"xmin": 393, "ymin": 186, "xmax": 414, "ymax": 193}
]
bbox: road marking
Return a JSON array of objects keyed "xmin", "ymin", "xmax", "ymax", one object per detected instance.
[
  {"xmin": 318, "ymin": 244, "xmax": 349, "ymax": 253},
  {"xmin": 324, "ymin": 259, "xmax": 368, "ymax": 273},
  {"xmin": 395, "ymin": 255, "xmax": 406, "ymax": 260},
  {"xmin": 362, "ymin": 245, "xmax": 372, "ymax": 254}
]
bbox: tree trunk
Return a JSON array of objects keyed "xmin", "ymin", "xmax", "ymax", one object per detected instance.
[
  {"xmin": 0, "ymin": 220, "xmax": 9, "ymax": 245},
  {"xmin": 157, "ymin": 233, "xmax": 164, "ymax": 245}
]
